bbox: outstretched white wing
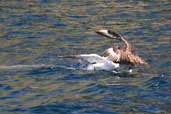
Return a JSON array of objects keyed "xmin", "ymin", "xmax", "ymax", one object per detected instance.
[
  {"xmin": 77, "ymin": 54, "xmax": 106, "ymax": 63},
  {"xmin": 58, "ymin": 54, "xmax": 106, "ymax": 63},
  {"xmin": 58, "ymin": 53, "xmax": 120, "ymax": 71}
]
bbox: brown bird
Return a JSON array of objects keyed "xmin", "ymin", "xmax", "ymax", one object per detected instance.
[{"xmin": 96, "ymin": 29, "xmax": 148, "ymax": 67}]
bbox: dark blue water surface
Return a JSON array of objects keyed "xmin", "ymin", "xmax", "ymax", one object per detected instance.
[{"xmin": 0, "ymin": 0, "xmax": 171, "ymax": 114}]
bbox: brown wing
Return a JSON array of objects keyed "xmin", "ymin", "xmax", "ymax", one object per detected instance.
[
  {"xmin": 129, "ymin": 54, "xmax": 148, "ymax": 65},
  {"xmin": 115, "ymin": 50, "xmax": 147, "ymax": 66}
]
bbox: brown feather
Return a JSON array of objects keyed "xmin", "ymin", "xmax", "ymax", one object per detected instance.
[
  {"xmin": 103, "ymin": 45, "xmax": 147, "ymax": 66},
  {"xmin": 99, "ymin": 30, "xmax": 148, "ymax": 66}
]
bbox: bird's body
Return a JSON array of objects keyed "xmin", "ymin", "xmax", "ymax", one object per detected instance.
[{"xmin": 103, "ymin": 45, "xmax": 147, "ymax": 66}]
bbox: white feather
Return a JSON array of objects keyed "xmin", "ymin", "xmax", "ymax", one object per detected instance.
[
  {"xmin": 87, "ymin": 59, "xmax": 119, "ymax": 71},
  {"xmin": 78, "ymin": 53, "xmax": 119, "ymax": 71},
  {"xmin": 78, "ymin": 54, "xmax": 106, "ymax": 63}
]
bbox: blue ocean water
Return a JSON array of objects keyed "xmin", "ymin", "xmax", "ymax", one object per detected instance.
[{"xmin": 0, "ymin": 0, "xmax": 170, "ymax": 114}]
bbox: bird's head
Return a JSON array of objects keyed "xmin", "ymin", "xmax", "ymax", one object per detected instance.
[{"xmin": 96, "ymin": 29, "xmax": 122, "ymax": 41}]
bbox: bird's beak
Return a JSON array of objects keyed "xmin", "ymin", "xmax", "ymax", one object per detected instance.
[{"xmin": 96, "ymin": 29, "xmax": 120, "ymax": 40}]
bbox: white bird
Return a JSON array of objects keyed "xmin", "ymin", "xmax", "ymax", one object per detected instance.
[{"xmin": 58, "ymin": 53, "xmax": 119, "ymax": 72}]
